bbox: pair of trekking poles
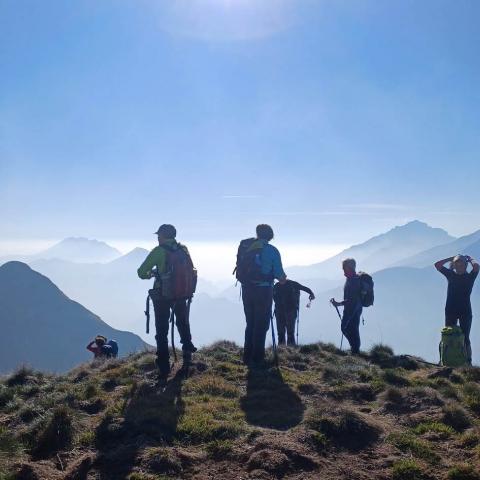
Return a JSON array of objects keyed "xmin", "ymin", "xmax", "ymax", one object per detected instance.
[
  {"xmin": 269, "ymin": 306, "xmax": 301, "ymax": 366},
  {"xmin": 144, "ymin": 292, "xmax": 193, "ymax": 365}
]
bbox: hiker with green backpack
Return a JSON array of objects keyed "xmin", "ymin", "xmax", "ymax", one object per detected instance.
[
  {"xmin": 330, "ymin": 258, "xmax": 374, "ymax": 355},
  {"xmin": 435, "ymin": 254, "xmax": 479, "ymax": 366},
  {"xmin": 138, "ymin": 224, "xmax": 198, "ymax": 380},
  {"xmin": 235, "ymin": 224, "xmax": 287, "ymax": 367}
]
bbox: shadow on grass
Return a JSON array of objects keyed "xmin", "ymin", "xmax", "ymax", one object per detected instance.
[
  {"xmin": 95, "ymin": 368, "xmax": 186, "ymax": 480},
  {"xmin": 240, "ymin": 367, "xmax": 304, "ymax": 430}
]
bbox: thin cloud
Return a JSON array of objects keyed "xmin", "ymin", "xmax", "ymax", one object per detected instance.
[
  {"xmin": 340, "ymin": 203, "xmax": 410, "ymax": 211},
  {"xmin": 221, "ymin": 195, "xmax": 262, "ymax": 199}
]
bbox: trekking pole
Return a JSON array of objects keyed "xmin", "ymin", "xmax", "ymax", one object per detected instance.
[
  {"xmin": 271, "ymin": 311, "xmax": 278, "ymax": 366},
  {"xmin": 145, "ymin": 294, "xmax": 150, "ymax": 334},
  {"xmin": 331, "ymin": 301, "xmax": 344, "ymax": 350},
  {"xmin": 296, "ymin": 307, "xmax": 300, "ymax": 346}
]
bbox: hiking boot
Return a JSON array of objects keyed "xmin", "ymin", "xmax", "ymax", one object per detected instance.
[
  {"xmin": 182, "ymin": 342, "xmax": 197, "ymax": 353},
  {"xmin": 183, "ymin": 350, "xmax": 192, "ymax": 363}
]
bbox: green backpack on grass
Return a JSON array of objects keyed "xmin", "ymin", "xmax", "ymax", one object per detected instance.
[{"xmin": 439, "ymin": 326, "xmax": 467, "ymax": 367}]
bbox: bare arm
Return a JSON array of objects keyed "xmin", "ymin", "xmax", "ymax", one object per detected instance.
[{"xmin": 435, "ymin": 257, "xmax": 454, "ymax": 271}]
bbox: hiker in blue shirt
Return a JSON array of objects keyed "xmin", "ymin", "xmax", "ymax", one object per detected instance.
[{"xmin": 235, "ymin": 224, "xmax": 287, "ymax": 366}]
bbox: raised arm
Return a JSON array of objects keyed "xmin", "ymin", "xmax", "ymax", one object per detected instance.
[
  {"xmin": 86, "ymin": 341, "xmax": 96, "ymax": 353},
  {"xmin": 434, "ymin": 257, "xmax": 454, "ymax": 271},
  {"xmin": 467, "ymin": 256, "xmax": 480, "ymax": 273}
]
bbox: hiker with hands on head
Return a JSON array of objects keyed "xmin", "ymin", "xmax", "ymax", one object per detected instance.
[
  {"xmin": 330, "ymin": 258, "xmax": 363, "ymax": 355},
  {"xmin": 235, "ymin": 224, "xmax": 287, "ymax": 367},
  {"xmin": 137, "ymin": 224, "xmax": 197, "ymax": 381},
  {"xmin": 273, "ymin": 280, "xmax": 315, "ymax": 346},
  {"xmin": 435, "ymin": 254, "xmax": 479, "ymax": 365},
  {"xmin": 86, "ymin": 335, "xmax": 118, "ymax": 359}
]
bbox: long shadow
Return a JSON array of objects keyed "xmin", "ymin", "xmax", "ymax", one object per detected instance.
[
  {"xmin": 94, "ymin": 368, "xmax": 186, "ymax": 480},
  {"xmin": 240, "ymin": 366, "xmax": 304, "ymax": 430}
]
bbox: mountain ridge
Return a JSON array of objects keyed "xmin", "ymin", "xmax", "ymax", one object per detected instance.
[{"xmin": 0, "ymin": 261, "xmax": 147, "ymax": 374}]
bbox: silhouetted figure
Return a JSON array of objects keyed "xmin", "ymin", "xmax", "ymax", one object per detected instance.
[
  {"xmin": 435, "ymin": 255, "xmax": 479, "ymax": 365},
  {"xmin": 274, "ymin": 280, "xmax": 315, "ymax": 346},
  {"xmin": 235, "ymin": 224, "xmax": 287, "ymax": 366},
  {"xmin": 138, "ymin": 224, "xmax": 197, "ymax": 380},
  {"xmin": 330, "ymin": 258, "xmax": 362, "ymax": 354}
]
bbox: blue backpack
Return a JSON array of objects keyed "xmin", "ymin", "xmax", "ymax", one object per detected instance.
[{"xmin": 103, "ymin": 339, "xmax": 119, "ymax": 358}]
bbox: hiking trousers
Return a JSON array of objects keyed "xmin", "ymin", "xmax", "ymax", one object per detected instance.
[
  {"xmin": 342, "ymin": 307, "xmax": 362, "ymax": 354},
  {"xmin": 242, "ymin": 284, "xmax": 273, "ymax": 364},
  {"xmin": 445, "ymin": 312, "xmax": 473, "ymax": 364},
  {"xmin": 275, "ymin": 307, "xmax": 297, "ymax": 346},
  {"xmin": 151, "ymin": 295, "xmax": 193, "ymax": 375}
]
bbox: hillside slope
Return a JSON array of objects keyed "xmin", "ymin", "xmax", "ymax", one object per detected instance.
[
  {"xmin": 0, "ymin": 262, "xmax": 147, "ymax": 374},
  {"xmin": 1, "ymin": 342, "xmax": 479, "ymax": 480}
]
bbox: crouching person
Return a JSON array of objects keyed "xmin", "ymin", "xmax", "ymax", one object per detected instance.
[{"xmin": 87, "ymin": 335, "xmax": 118, "ymax": 359}]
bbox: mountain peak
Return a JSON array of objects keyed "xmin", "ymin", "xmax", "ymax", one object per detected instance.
[{"xmin": 37, "ymin": 237, "xmax": 121, "ymax": 264}]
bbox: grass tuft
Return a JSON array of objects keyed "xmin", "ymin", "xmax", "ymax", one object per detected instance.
[
  {"xmin": 447, "ymin": 464, "xmax": 480, "ymax": 480},
  {"xmin": 392, "ymin": 459, "xmax": 428, "ymax": 480},
  {"xmin": 388, "ymin": 432, "xmax": 439, "ymax": 463}
]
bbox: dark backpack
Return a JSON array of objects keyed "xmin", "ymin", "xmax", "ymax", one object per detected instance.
[
  {"xmin": 358, "ymin": 272, "xmax": 374, "ymax": 307},
  {"xmin": 159, "ymin": 244, "xmax": 198, "ymax": 300},
  {"xmin": 234, "ymin": 238, "xmax": 271, "ymax": 285},
  {"xmin": 106, "ymin": 339, "xmax": 119, "ymax": 358}
]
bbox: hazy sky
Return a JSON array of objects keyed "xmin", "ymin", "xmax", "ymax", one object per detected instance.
[{"xmin": 1, "ymin": 0, "xmax": 479, "ymax": 251}]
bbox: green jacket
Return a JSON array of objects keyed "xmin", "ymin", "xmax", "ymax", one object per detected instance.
[{"xmin": 137, "ymin": 240, "xmax": 191, "ymax": 287}]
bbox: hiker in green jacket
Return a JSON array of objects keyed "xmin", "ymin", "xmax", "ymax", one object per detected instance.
[{"xmin": 138, "ymin": 224, "xmax": 197, "ymax": 380}]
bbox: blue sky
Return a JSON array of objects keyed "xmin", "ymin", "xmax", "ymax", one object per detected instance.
[{"xmin": 1, "ymin": 0, "xmax": 479, "ymax": 252}]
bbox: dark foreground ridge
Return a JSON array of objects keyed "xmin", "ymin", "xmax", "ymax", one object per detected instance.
[{"xmin": 1, "ymin": 342, "xmax": 480, "ymax": 480}]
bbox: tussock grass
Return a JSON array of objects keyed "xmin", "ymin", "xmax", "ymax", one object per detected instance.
[
  {"xmin": 412, "ymin": 421, "xmax": 455, "ymax": 439},
  {"xmin": 463, "ymin": 382, "xmax": 480, "ymax": 414},
  {"xmin": 307, "ymin": 407, "xmax": 380, "ymax": 451},
  {"xmin": 205, "ymin": 439, "xmax": 233, "ymax": 460},
  {"xmin": 391, "ymin": 459, "xmax": 428, "ymax": 480},
  {"xmin": 442, "ymin": 403, "xmax": 472, "ymax": 431},
  {"xmin": 447, "ymin": 464, "xmax": 480, "ymax": 480},
  {"xmin": 5, "ymin": 365, "xmax": 35, "ymax": 387},
  {"xmin": 388, "ymin": 432, "xmax": 439, "ymax": 463}
]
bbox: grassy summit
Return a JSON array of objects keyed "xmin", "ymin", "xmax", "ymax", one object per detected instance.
[{"xmin": 1, "ymin": 342, "xmax": 480, "ymax": 480}]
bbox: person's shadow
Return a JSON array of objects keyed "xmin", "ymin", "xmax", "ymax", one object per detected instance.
[
  {"xmin": 240, "ymin": 366, "xmax": 304, "ymax": 430},
  {"xmin": 95, "ymin": 368, "xmax": 186, "ymax": 480}
]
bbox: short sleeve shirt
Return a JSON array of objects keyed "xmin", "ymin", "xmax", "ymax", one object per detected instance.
[{"xmin": 439, "ymin": 266, "xmax": 478, "ymax": 315}]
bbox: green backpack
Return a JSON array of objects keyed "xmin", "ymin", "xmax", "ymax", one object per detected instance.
[{"xmin": 439, "ymin": 326, "xmax": 467, "ymax": 367}]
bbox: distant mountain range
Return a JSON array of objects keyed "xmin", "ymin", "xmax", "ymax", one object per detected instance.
[
  {"xmin": 287, "ymin": 220, "xmax": 454, "ymax": 281},
  {"xmin": 0, "ymin": 237, "xmax": 121, "ymax": 265},
  {"xmin": 394, "ymin": 228, "xmax": 480, "ymax": 268},
  {"xmin": 2, "ymin": 220, "xmax": 480, "ymax": 366},
  {"xmin": 0, "ymin": 261, "xmax": 147, "ymax": 374}
]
